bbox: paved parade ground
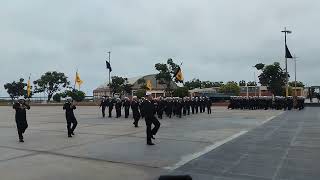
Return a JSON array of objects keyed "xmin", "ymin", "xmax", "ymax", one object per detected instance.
[{"xmin": 0, "ymin": 106, "xmax": 305, "ymax": 180}]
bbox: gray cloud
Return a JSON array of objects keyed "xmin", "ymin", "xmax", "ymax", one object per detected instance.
[{"xmin": 1, "ymin": 0, "xmax": 320, "ymax": 96}]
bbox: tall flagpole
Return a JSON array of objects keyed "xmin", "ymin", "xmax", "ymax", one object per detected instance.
[{"xmin": 281, "ymin": 27, "xmax": 292, "ymax": 97}]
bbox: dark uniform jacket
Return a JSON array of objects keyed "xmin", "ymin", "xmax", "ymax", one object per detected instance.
[
  {"xmin": 63, "ymin": 102, "xmax": 76, "ymax": 120},
  {"xmin": 13, "ymin": 102, "xmax": 30, "ymax": 129}
]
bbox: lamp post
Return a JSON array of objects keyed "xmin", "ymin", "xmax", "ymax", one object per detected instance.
[{"xmin": 281, "ymin": 27, "xmax": 292, "ymax": 97}]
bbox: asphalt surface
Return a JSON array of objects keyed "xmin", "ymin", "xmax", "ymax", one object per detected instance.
[{"xmin": 171, "ymin": 107, "xmax": 320, "ymax": 180}]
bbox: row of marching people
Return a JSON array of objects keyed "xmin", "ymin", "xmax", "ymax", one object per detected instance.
[
  {"xmin": 228, "ymin": 96, "xmax": 305, "ymax": 110},
  {"xmin": 99, "ymin": 96, "xmax": 213, "ymax": 127}
]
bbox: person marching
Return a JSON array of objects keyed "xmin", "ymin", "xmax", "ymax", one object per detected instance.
[
  {"xmin": 13, "ymin": 97, "xmax": 30, "ymax": 142},
  {"xmin": 157, "ymin": 97, "xmax": 165, "ymax": 119},
  {"xmin": 131, "ymin": 96, "xmax": 141, "ymax": 127},
  {"xmin": 115, "ymin": 98, "xmax": 122, "ymax": 118},
  {"xmin": 99, "ymin": 97, "xmax": 108, "ymax": 118},
  {"xmin": 143, "ymin": 93, "xmax": 161, "ymax": 145},
  {"xmin": 123, "ymin": 97, "xmax": 131, "ymax": 118},
  {"xmin": 107, "ymin": 97, "xmax": 114, "ymax": 118},
  {"xmin": 206, "ymin": 97, "xmax": 212, "ymax": 114},
  {"xmin": 63, "ymin": 97, "xmax": 78, "ymax": 138}
]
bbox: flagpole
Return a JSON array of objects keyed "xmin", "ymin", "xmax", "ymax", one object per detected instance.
[{"xmin": 281, "ymin": 27, "xmax": 292, "ymax": 97}]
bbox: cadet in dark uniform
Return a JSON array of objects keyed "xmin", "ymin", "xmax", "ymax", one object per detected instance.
[
  {"xmin": 143, "ymin": 93, "xmax": 161, "ymax": 145},
  {"xmin": 195, "ymin": 97, "xmax": 199, "ymax": 114},
  {"xmin": 157, "ymin": 97, "xmax": 165, "ymax": 119},
  {"xmin": 123, "ymin": 97, "xmax": 131, "ymax": 118},
  {"xmin": 63, "ymin": 97, "xmax": 78, "ymax": 137},
  {"xmin": 131, "ymin": 96, "xmax": 140, "ymax": 127},
  {"xmin": 206, "ymin": 97, "xmax": 212, "ymax": 114},
  {"xmin": 107, "ymin": 97, "xmax": 114, "ymax": 117},
  {"xmin": 99, "ymin": 97, "xmax": 108, "ymax": 118},
  {"xmin": 13, "ymin": 97, "xmax": 30, "ymax": 142},
  {"xmin": 191, "ymin": 97, "xmax": 195, "ymax": 114},
  {"xmin": 139, "ymin": 97, "xmax": 146, "ymax": 119},
  {"xmin": 176, "ymin": 98, "xmax": 183, "ymax": 118},
  {"xmin": 165, "ymin": 97, "xmax": 173, "ymax": 118},
  {"xmin": 115, "ymin": 98, "xmax": 122, "ymax": 118},
  {"xmin": 186, "ymin": 97, "xmax": 191, "ymax": 115}
]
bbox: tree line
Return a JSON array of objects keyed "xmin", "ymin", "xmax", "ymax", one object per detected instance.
[{"xmin": 4, "ymin": 71, "xmax": 85, "ymax": 102}]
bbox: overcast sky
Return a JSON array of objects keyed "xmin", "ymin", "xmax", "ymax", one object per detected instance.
[{"xmin": 1, "ymin": 0, "xmax": 319, "ymax": 96}]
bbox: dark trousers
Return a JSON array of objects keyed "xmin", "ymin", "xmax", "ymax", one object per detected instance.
[
  {"xmin": 157, "ymin": 110, "xmax": 163, "ymax": 119},
  {"xmin": 67, "ymin": 118, "xmax": 77, "ymax": 135},
  {"xmin": 102, "ymin": 107, "xmax": 106, "ymax": 117},
  {"xmin": 108, "ymin": 107, "xmax": 113, "ymax": 117},
  {"xmin": 125, "ymin": 107, "xmax": 130, "ymax": 118},
  {"xmin": 195, "ymin": 106, "xmax": 199, "ymax": 114},
  {"xmin": 116, "ymin": 108, "xmax": 121, "ymax": 118},
  {"xmin": 16, "ymin": 121, "xmax": 28, "ymax": 140},
  {"xmin": 145, "ymin": 117, "xmax": 161, "ymax": 143},
  {"xmin": 133, "ymin": 111, "xmax": 140, "ymax": 127},
  {"xmin": 17, "ymin": 126, "xmax": 27, "ymax": 140},
  {"xmin": 187, "ymin": 108, "xmax": 190, "ymax": 115},
  {"xmin": 191, "ymin": 107, "xmax": 195, "ymax": 114},
  {"xmin": 207, "ymin": 106, "xmax": 212, "ymax": 114},
  {"xmin": 183, "ymin": 108, "xmax": 186, "ymax": 116}
]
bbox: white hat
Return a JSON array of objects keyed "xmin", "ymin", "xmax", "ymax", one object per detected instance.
[
  {"xmin": 18, "ymin": 96, "xmax": 25, "ymax": 100},
  {"xmin": 66, "ymin": 97, "xmax": 72, "ymax": 101},
  {"xmin": 146, "ymin": 92, "xmax": 152, "ymax": 96}
]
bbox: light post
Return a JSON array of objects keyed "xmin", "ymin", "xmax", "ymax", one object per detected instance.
[{"xmin": 281, "ymin": 27, "xmax": 292, "ymax": 97}]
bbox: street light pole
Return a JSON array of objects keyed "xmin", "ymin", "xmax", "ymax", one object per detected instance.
[{"xmin": 281, "ymin": 27, "xmax": 292, "ymax": 97}]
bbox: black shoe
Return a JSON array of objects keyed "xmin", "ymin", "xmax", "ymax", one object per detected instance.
[
  {"xmin": 68, "ymin": 135, "xmax": 72, "ymax": 138},
  {"xmin": 151, "ymin": 135, "xmax": 155, "ymax": 139},
  {"xmin": 147, "ymin": 142, "xmax": 155, "ymax": 145},
  {"xmin": 71, "ymin": 132, "xmax": 75, "ymax": 135},
  {"xmin": 19, "ymin": 139, "xmax": 24, "ymax": 142}
]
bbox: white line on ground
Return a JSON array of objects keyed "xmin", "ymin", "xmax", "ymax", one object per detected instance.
[
  {"xmin": 163, "ymin": 130, "xmax": 248, "ymax": 171},
  {"xmin": 164, "ymin": 113, "xmax": 283, "ymax": 171}
]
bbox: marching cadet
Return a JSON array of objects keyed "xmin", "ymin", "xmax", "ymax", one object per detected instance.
[
  {"xmin": 195, "ymin": 97, "xmax": 199, "ymax": 114},
  {"xmin": 157, "ymin": 97, "xmax": 165, "ymax": 119},
  {"xmin": 182, "ymin": 97, "xmax": 187, "ymax": 116},
  {"xmin": 99, "ymin": 97, "xmax": 108, "ymax": 118},
  {"xmin": 176, "ymin": 98, "xmax": 183, "ymax": 118},
  {"xmin": 191, "ymin": 97, "xmax": 195, "ymax": 114},
  {"xmin": 123, "ymin": 97, "xmax": 131, "ymax": 118},
  {"xmin": 165, "ymin": 97, "xmax": 173, "ymax": 118},
  {"xmin": 131, "ymin": 96, "xmax": 140, "ymax": 127},
  {"xmin": 13, "ymin": 97, "xmax": 30, "ymax": 142},
  {"xmin": 115, "ymin": 98, "xmax": 122, "ymax": 118},
  {"xmin": 63, "ymin": 97, "xmax": 78, "ymax": 138},
  {"xmin": 139, "ymin": 97, "xmax": 146, "ymax": 119},
  {"xmin": 143, "ymin": 92, "xmax": 161, "ymax": 145},
  {"xmin": 206, "ymin": 97, "xmax": 212, "ymax": 114},
  {"xmin": 107, "ymin": 97, "xmax": 114, "ymax": 118},
  {"xmin": 186, "ymin": 97, "xmax": 191, "ymax": 115}
]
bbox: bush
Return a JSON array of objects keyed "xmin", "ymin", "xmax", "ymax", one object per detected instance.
[
  {"xmin": 63, "ymin": 89, "xmax": 86, "ymax": 102},
  {"xmin": 53, "ymin": 93, "xmax": 62, "ymax": 102}
]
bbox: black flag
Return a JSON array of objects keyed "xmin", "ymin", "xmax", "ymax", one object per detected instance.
[
  {"xmin": 106, "ymin": 61, "xmax": 112, "ymax": 72},
  {"xmin": 285, "ymin": 45, "xmax": 293, "ymax": 58}
]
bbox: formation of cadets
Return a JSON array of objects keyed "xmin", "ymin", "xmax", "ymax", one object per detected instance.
[{"xmin": 228, "ymin": 96, "xmax": 305, "ymax": 110}]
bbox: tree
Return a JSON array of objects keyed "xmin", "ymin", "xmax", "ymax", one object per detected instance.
[
  {"xmin": 137, "ymin": 78, "xmax": 148, "ymax": 90},
  {"xmin": 247, "ymin": 81, "xmax": 257, "ymax": 86},
  {"xmin": 53, "ymin": 93, "xmax": 62, "ymax": 102},
  {"xmin": 155, "ymin": 58, "xmax": 180, "ymax": 94},
  {"xmin": 212, "ymin": 81, "xmax": 224, "ymax": 87},
  {"xmin": 63, "ymin": 89, "xmax": 86, "ymax": 102},
  {"xmin": 219, "ymin": 81, "xmax": 240, "ymax": 95},
  {"xmin": 109, "ymin": 76, "xmax": 132, "ymax": 96},
  {"xmin": 254, "ymin": 63, "xmax": 265, "ymax": 70},
  {"xmin": 135, "ymin": 89, "xmax": 147, "ymax": 98},
  {"xmin": 289, "ymin": 81, "xmax": 305, "ymax": 88},
  {"xmin": 258, "ymin": 62, "xmax": 288, "ymax": 96},
  {"xmin": 4, "ymin": 78, "xmax": 29, "ymax": 100},
  {"xmin": 184, "ymin": 79, "xmax": 202, "ymax": 90},
  {"xmin": 239, "ymin": 80, "xmax": 246, "ymax": 86},
  {"xmin": 172, "ymin": 87, "xmax": 189, "ymax": 97},
  {"xmin": 33, "ymin": 71, "xmax": 70, "ymax": 102}
]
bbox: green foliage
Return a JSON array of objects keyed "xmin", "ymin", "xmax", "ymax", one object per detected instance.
[
  {"xmin": 239, "ymin": 80, "xmax": 246, "ymax": 86},
  {"xmin": 184, "ymin": 79, "xmax": 202, "ymax": 90},
  {"xmin": 109, "ymin": 76, "xmax": 132, "ymax": 96},
  {"xmin": 254, "ymin": 63, "xmax": 265, "ymax": 70},
  {"xmin": 63, "ymin": 89, "xmax": 86, "ymax": 102},
  {"xmin": 137, "ymin": 78, "xmax": 148, "ymax": 90},
  {"xmin": 135, "ymin": 89, "xmax": 146, "ymax": 98},
  {"xmin": 4, "ymin": 78, "xmax": 31, "ymax": 100},
  {"xmin": 53, "ymin": 93, "xmax": 62, "ymax": 102},
  {"xmin": 155, "ymin": 58, "xmax": 180, "ymax": 93},
  {"xmin": 172, "ymin": 87, "xmax": 189, "ymax": 98},
  {"xmin": 33, "ymin": 71, "xmax": 70, "ymax": 102},
  {"xmin": 289, "ymin": 81, "xmax": 305, "ymax": 87},
  {"xmin": 247, "ymin": 81, "xmax": 257, "ymax": 86},
  {"xmin": 219, "ymin": 81, "xmax": 240, "ymax": 95},
  {"xmin": 258, "ymin": 62, "xmax": 288, "ymax": 96}
]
